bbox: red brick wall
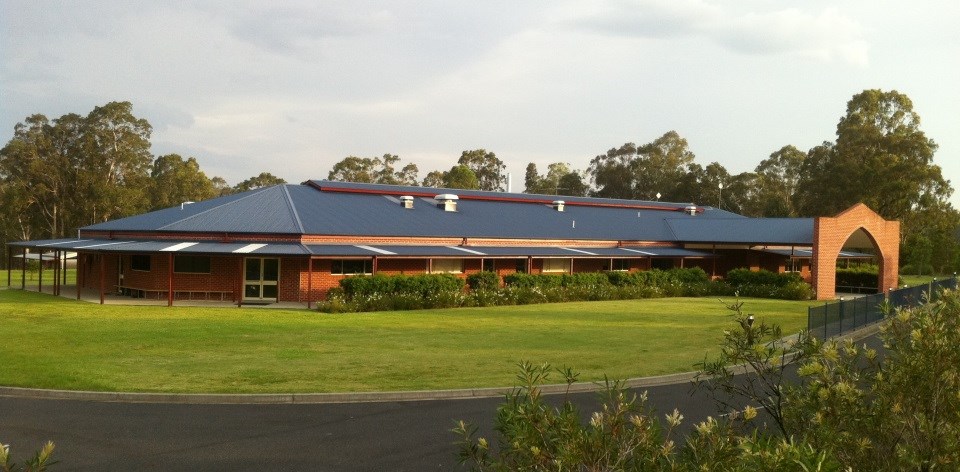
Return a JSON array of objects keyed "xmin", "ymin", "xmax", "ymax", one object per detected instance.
[
  {"xmin": 573, "ymin": 259, "xmax": 606, "ymax": 273},
  {"xmin": 812, "ymin": 204, "xmax": 899, "ymax": 300}
]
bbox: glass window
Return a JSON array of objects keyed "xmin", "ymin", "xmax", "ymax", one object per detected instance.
[
  {"xmin": 174, "ymin": 256, "xmax": 211, "ymax": 274},
  {"xmin": 131, "ymin": 255, "xmax": 151, "ymax": 272},
  {"xmin": 245, "ymin": 258, "xmax": 261, "ymax": 280},
  {"xmin": 431, "ymin": 259, "xmax": 464, "ymax": 274},
  {"xmin": 542, "ymin": 258, "xmax": 571, "ymax": 273},
  {"xmin": 263, "ymin": 258, "xmax": 279, "ymax": 281},
  {"xmin": 332, "ymin": 259, "xmax": 372, "ymax": 275},
  {"xmin": 482, "ymin": 259, "xmax": 495, "ymax": 272},
  {"xmin": 515, "ymin": 259, "xmax": 527, "ymax": 273},
  {"xmin": 610, "ymin": 259, "xmax": 629, "ymax": 271}
]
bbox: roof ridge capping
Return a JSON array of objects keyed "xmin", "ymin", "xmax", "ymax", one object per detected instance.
[{"xmin": 304, "ymin": 180, "xmax": 705, "ymax": 213}]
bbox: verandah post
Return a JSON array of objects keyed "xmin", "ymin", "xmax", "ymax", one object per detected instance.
[
  {"xmin": 167, "ymin": 253, "xmax": 174, "ymax": 307},
  {"xmin": 38, "ymin": 251, "xmax": 43, "ymax": 294},
  {"xmin": 306, "ymin": 256, "xmax": 313, "ymax": 310},
  {"xmin": 237, "ymin": 257, "xmax": 243, "ymax": 308},
  {"xmin": 53, "ymin": 250, "xmax": 59, "ymax": 296},
  {"xmin": 99, "ymin": 253, "xmax": 105, "ymax": 304},
  {"xmin": 76, "ymin": 253, "xmax": 82, "ymax": 300},
  {"xmin": 20, "ymin": 247, "xmax": 26, "ymax": 289}
]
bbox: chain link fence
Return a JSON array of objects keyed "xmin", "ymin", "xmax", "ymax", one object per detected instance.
[{"xmin": 808, "ymin": 277, "xmax": 958, "ymax": 340}]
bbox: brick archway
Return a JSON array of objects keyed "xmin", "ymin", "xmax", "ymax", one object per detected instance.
[{"xmin": 812, "ymin": 204, "xmax": 900, "ymax": 300}]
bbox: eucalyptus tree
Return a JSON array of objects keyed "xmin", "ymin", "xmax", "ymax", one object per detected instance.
[
  {"xmin": 149, "ymin": 154, "xmax": 217, "ymax": 210},
  {"xmin": 327, "ymin": 153, "xmax": 419, "ymax": 186},
  {"xmin": 795, "ymin": 89, "xmax": 948, "ymax": 220},
  {"xmin": 588, "ymin": 131, "xmax": 696, "ymax": 201},
  {"xmin": 457, "ymin": 149, "xmax": 505, "ymax": 191}
]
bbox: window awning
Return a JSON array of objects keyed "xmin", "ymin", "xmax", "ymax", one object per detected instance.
[
  {"xmin": 304, "ymin": 244, "xmax": 717, "ymax": 258},
  {"xmin": 757, "ymin": 248, "xmax": 874, "ymax": 259},
  {"xmin": 9, "ymin": 239, "xmax": 717, "ymax": 259},
  {"xmin": 7, "ymin": 238, "xmax": 310, "ymax": 256}
]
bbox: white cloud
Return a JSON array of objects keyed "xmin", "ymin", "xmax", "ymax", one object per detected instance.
[{"xmin": 565, "ymin": 0, "xmax": 869, "ymax": 65}]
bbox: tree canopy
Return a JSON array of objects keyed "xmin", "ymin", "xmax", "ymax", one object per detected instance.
[
  {"xmin": 233, "ymin": 172, "xmax": 287, "ymax": 192},
  {"xmin": 588, "ymin": 131, "xmax": 696, "ymax": 201},
  {"xmin": 458, "ymin": 149, "xmax": 505, "ymax": 191},
  {"xmin": 327, "ymin": 154, "xmax": 419, "ymax": 186},
  {"xmin": 523, "ymin": 162, "xmax": 589, "ymax": 196},
  {"xmin": 795, "ymin": 89, "xmax": 947, "ymax": 220}
]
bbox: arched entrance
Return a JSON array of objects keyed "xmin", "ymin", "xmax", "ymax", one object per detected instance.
[{"xmin": 811, "ymin": 204, "xmax": 900, "ymax": 300}]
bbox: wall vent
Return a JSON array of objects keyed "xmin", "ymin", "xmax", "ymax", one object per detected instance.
[
  {"xmin": 552, "ymin": 200, "xmax": 565, "ymax": 212},
  {"xmin": 399, "ymin": 195, "xmax": 415, "ymax": 209},
  {"xmin": 435, "ymin": 194, "xmax": 459, "ymax": 212}
]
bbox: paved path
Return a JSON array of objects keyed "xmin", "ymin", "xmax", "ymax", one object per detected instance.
[{"xmin": 2, "ymin": 381, "xmax": 706, "ymax": 471}]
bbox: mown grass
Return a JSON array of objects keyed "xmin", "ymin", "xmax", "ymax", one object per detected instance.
[
  {"xmin": 1, "ymin": 268, "xmax": 77, "ymax": 288},
  {"xmin": 0, "ymin": 290, "xmax": 816, "ymax": 393},
  {"xmin": 900, "ymin": 274, "xmax": 946, "ymax": 287}
]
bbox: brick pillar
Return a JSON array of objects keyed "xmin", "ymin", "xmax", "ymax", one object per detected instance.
[{"xmin": 811, "ymin": 204, "xmax": 900, "ymax": 300}]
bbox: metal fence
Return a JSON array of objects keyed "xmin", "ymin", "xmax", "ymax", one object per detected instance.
[{"xmin": 808, "ymin": 277, "xmax": 958, "ymax": 340}]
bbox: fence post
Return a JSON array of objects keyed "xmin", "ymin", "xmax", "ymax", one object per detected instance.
[
  {"xmin": 823, "ymin": 302, "xmax": 828, "ymax": 340},
  {"xmin": 839, "ymin": 297, "xmax": 845, "ymax": 335}
]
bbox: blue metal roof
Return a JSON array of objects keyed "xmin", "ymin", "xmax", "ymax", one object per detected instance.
[
  {"xmin": 666, "ymin": 218, "xmax": 815, "ymax": 245},
  {"xmin": 69, "ymin": 181, "xmax": 812, "ymax": 245}
]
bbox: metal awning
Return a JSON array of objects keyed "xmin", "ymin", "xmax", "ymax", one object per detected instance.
[
  {"xmin": 6, "ymin": 238, "xmax": 309, "ymax": 256},
  {"xmin": 13, "ymin": 252, "xmax": 77, "ymax": 260},
  {"xmin": 305, "ymin": 244, "xmax": 717, "ymax": 258},
  {"xmin": 758, "ymin": 248, "xmax": 874, "ymax": 259},
  {"xmin": 9, "ymin": 239, "xmax": 717, "ymax": 259}
]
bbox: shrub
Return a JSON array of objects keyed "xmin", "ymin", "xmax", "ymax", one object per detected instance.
[
  {"xmin": 340, "ymin": 273, "xmax": 464, "ymax": 298},
  {"xmin": 466, "ymin": 271, "xmax": 500, "ymax": 291},
  {"xmin": 726, "ymin": 268, "xmax": 801, "ymax": 287},
  {"xmin": 668, "ymin": 267, "xmax": 710, "ymax": 285},
  {"xmin": 835, "ymin": 267, "xmax": 879, "ymax": 291}
]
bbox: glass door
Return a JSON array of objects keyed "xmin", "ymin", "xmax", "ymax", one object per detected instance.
[{"xmin": 244, "ymin": 257, "xmax": 279, "ymax": 301}]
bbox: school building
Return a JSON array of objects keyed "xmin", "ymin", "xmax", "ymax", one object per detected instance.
[{"xmin": 6, "ymin": 180, "xmax": 900, "ymax": 305}]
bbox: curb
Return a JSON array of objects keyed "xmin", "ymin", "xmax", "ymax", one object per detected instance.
[{"xmin": 0, "ymin": 324, "xmax": 883, "ymax": 405}]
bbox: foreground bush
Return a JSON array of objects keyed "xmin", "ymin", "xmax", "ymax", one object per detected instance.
[
  {"xmin": 455, "ymin": 290, "xmax": 960, "ymax": 470},
  {"xmin": 1, "ymin": 441, "xmax": 56, "ymax": 471}
]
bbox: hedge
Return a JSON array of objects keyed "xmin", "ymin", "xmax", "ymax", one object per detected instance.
[
  {"xmin": 725, "ymin": 268, "xmax": 802, "ymax": 287},
  {"xmin": 313, "ymin": 267, "xmax": 805, "ymax": 314},
  {"xmin": 339, "ymin": 273, "xmax": 464, "ymax": 298},
  {"xmin": 835, "ymin": 267, "xmax": 880, "ymax": 291}
]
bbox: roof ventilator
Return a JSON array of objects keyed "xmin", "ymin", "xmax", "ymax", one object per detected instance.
[
  {"xmin": 685, "ymin": 205, "xmax": 698, "ymax": 216},
  {"xmin": 181, "ymin": 201, "xmax": 195, "ymax": 210},
  {"xmin": 435, "ymin": 194, "xmax": 459, "ymax": 212},
  {"xmin": 399, "ymin": 195, "xmax": 415, "ymax": 209},
  {"xmin": 552, "ymin": 200, "xmax": 565, "ymax": 212}
]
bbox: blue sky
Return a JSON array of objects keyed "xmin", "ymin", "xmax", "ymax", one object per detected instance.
[{"xmin": 2, "ymin": 0, "xmax": 958, "ymax": 203}]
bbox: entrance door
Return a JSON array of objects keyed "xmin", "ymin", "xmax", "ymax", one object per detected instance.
[{"xmin": 244, "ymin": 257, "xmax": 279, "ymax": 301}]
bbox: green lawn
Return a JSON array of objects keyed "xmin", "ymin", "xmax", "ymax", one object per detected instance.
[
  {"xmin": 0, "ymin": 290, "xmax": 816, "ymax": 393},
  {"xmin": 1, "ymin": 268, "xmax": 77, "ymax": 288},
  {"xmin": 900, "ymin": 274, "xmax": 950, "ymax": 287}
]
